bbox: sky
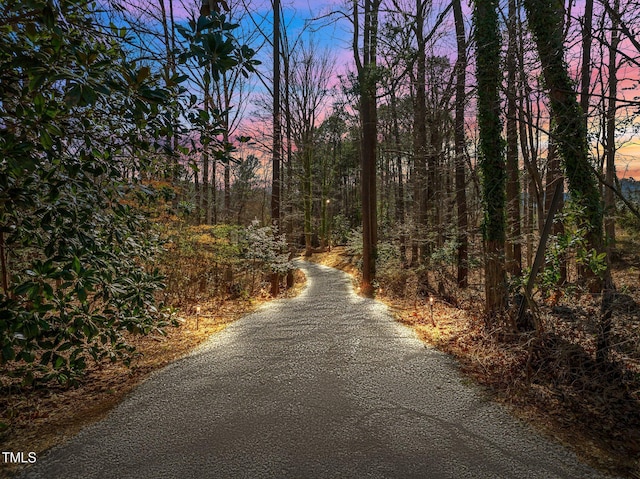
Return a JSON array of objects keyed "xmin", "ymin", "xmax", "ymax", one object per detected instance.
[
  {"xmin": 123, "ymin": 0, "xmax": 640, "ymax": 179},
  {"xmin": 253, "ymin": 0, "xmax": 640, "ymax": 178}
]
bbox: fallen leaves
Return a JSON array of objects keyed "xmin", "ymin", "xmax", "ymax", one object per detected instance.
[
  {"xmin": 0, "ymin": 270, "xmax": 306, "ymax": 479},
  {"xmin": 311, "ymin": 247, "xmax": 640, "ymax": 478}
]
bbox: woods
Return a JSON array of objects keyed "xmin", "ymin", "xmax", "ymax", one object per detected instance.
[{"xmin": 2, "ymin": 0, "xmax": 640, "ymax": 474}]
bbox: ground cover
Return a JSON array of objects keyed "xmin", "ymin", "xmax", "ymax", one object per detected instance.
[{"xmin": 311, "ymin": 246, "xmax": 640, "ymax": 478}]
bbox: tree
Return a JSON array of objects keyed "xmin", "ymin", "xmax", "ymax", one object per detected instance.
[
  {"xmin": 0, "ymin": 0, "xmax": 257, "ymax": 384},
  {"xmin": 272, "ymin": 0, "xmax": 282, "ymax": 229},
  {"xmin": 505, "ymin": 0, "xmax": 522, "ymax": 277},
  {"xmin": 453, "ymin": 0, "xmax": 469, "ymax": 288},
  {"xmin": 604, "ymin": 0, "xmax": 621, "ymax": 248},
  {"xmin": 233, "ymin": 154, "xmax": 260, "ymax": 224},
  {"xmin": 579, "ymin": 0, "xmax": 594, "ymax": 128},
  {"xmin": 179, "ymin": 7, "xmax": 258, "ymax": 226},
  {"xmin": 289, "ymin": 42, "xmax": 335, "ymax": 256},
  {"xmin": 316, "ymin": 113, "xmax": 346, "ymax": 249},
  {"xmin": 270, "ymin": 0, "xmax": 282, "ymax": 295},
  {"xmin": 522, "ymin": 0, "xmax": 604, "ymax": 290},
  {"xmin": 0, "ymin": 0, "xmax": 178, "ymax": 382},
  {"xmin": 474, "ymin": 0, "xmax": 507, "ymax": 315},
  {"xmin": 376, "ymin": 8, "xmax": 414, "ymax": 266},
  {"xmin": 207, "ymin": 3, "xmax": 255, "ymax": 223},
  {"xmin": 353, "ymin": 0, "xmax": 381, "ymax": 297},
  {"xmin": 523, "ymin": 0, "xmax": 615, "ymax": 362},
  {"xmin": 413, "ymin": 0, "xmax": 429, "ymax": 263}
]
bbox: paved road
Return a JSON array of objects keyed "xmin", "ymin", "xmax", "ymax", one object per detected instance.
[{"xmin": 21, "ymin": 261, "xmax": 611, "ymax": 478}]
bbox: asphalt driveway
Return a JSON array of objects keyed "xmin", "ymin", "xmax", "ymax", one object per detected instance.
[{"xmin": 20, "ymin": 260, "xmax": 612, "ymax": 478}]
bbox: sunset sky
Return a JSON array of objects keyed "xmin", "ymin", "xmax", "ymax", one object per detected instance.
[{"xmin": 161, "ymin": 0, "xmax": 640, "ymax": 179}]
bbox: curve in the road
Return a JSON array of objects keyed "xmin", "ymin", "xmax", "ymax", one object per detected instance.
[{"xmin": 20, "ymin": 260, "xmax": 613, "ymax": 478}]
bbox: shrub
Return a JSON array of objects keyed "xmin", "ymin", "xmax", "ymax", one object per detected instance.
[{"xmin": 243, "ymin": 220, "xmax": 294, "ymax": 276}]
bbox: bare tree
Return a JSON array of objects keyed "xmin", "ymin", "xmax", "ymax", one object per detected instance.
[
  {"xmin": 353, "ymin": 0, "xmax": 381, "ymax": 297},
  {"xmin": 289, "ymin": 42, "xmax": 335, "ymax": 256},
  {"xmin": 453, "ymin": 0, "xmax": 468, "ymax": 288},
  {"xmin": 604, "ymin": 0, "xmax": 621, "ymax": 247},
  {"xmin": 272, "ymin": 0, "xmax": 281, "ymax": 230}
]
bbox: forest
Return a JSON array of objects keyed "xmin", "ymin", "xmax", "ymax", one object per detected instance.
[{"xmin": 1, "ymin": 0, "xmax": 640, "ymax": 476}]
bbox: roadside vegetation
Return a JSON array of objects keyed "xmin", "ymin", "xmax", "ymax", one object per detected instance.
[
  {"xmin": 3, "ymin": 0, "xmax": 640, "ymax": 477},
  {"xmin": 0, "ymin": 3, "xmax": 298, "ymax": 476},
  {"xmin": 312, "ymin": 227, "xmax": 640, "ymax": 478},
  {"xmin": 0, "ymin": 192, "xmax": 304, "ymax": 478}
]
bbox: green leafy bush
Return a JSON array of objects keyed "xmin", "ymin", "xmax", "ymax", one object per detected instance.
[
  {"xmin": 520, "ymin": 200, "xmax": 609, "ymax": 297},
  {"xmin": 0, "ymin": 0, "xmax": 182, "ymax": 385},
  {"xmin": 0, "ymin": 1, "xmax": 261, "ymax": 386}
]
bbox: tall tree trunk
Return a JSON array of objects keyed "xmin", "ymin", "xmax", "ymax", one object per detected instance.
[
  {"xmin": 410, "ymin": 153, "xmax": 419, "ymax": 267},
  {"xmin": 515, "ymin": 6, "xmax": 545, "ymax": 238},
  {"xmin": 168, "ymin": 0, "xmax": 179, "ymax": 182},
  {"xmin": 271, "ymin": 0, "xmax": 281, "ymax": 230},
  {"xmin": 159, "ymin": 0, "xmax": 177, "ymax": 179},
  {"xmin": 389, "ymin": 91, "xmax": 406, "ymax": 264},
  {"xmin": 202, "ymin": 81, "xmax": 210, "ymax": 225},
  {"xmin": 194, "ymin": 163, "xmax": 201, "ymax": 224},
  {"xmin": 278, "ymin": 33, "xmax": 292, "ymax": 234},
  {"xmin": 506, "ymin": 0, "xmax": 521, "ymax": 277},
  {"xmin": 427, "ymin": 117, "xmax": 441, "ymax": 249},
  {"xmin": 545, "ymin": 137, "xmax": 566, "ymax": 283},
  {"xmin": 515, "ymin": 4, "xmax": 537, "ymax": 268},
  {"xmin": 596, "ymin": 0, "xmax": 621, "ymax": 364},
  {"xmin": 579, "ymin": 0, "xmax": 594, "ymax": 128},
  {"xmin": 523, "ymin": 0, "xmax": 604, "ymax": 292},
  {"xmin": 223, "ymin": 74, "xmax": 231, "ymax": 221},
  {"xmin": 475, "ymin": 0, "xmax": 507, "ymax": 316},
  {"xmin": 284, "ymin": 41, "xmax": 294, "ymax": 241},
  {"xmin": 354, "ymin": 0, "xmax": 379, "ymax": 297},
  {"xmin": 414, "ymin": 0, "xmax": 429, "ymax": 264},
  {"xmin": 271, "ymin": 0, "xmax": 281, "ymax": 295},
  {"xmin": 605, "ymin": 0, "xmax": 620, "ymax": 248},
  {"xmin": 208, "ymin": 63, "xmax": 218, "ymax": 225},
  {"xmin": 303, "ymin": 141, "xmax": 313, "ymax": 256},
  {"xmin": 453, "ymin": 0, "xmax": 468, "ymax": 288},
  {"xmin": 525, "ymin": 0, "xmax": 615, "ymax": 362},
  {"xmin": 525, "ymin": 169, "xmax": 534, "ymax": 267}
]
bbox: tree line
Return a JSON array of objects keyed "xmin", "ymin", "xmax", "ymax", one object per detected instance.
[
  {"xmin": 266, "ymin": 0, "xmax": 639, "ymax": 365},
  {"xmin": 2, "ymin": 0, "xmax": 640, "ymax": 383}
]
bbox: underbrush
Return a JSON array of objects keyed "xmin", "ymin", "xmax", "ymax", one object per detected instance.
[
  {"xmin": 0, "ymin": 210, "xmax": 302, "ymax": 478},
  {"xmin": 157, "ymin": 221, "xmax": 294, "ymax": 307},
  {"xmin": 315, "ymin": 244, "xmax": 640, "ymax": 478},
  {"xmin": 415, "ymin": 310, "xmax": 640, "ymax": 477}
]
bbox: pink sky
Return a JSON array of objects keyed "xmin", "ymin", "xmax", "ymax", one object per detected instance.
[
  {"xmin": 155, "ymin": 0, "xmax": 640, "ymax": 180},
  {"xmin": 273, "ymin": 0, "xmax": 640, "ymax": 179}
]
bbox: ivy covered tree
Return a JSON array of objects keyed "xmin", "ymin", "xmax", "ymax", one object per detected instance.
[
  {"xmin": 522, "ymin": 0, "xmax": 615, "ymax": 361},
  {"xmin": 522, "ymin": 0, "xmax": 604, "ymax": 281},
  {"xmin": 474, "ymin": 0, "xmax": 507, "ymax": 316}
]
